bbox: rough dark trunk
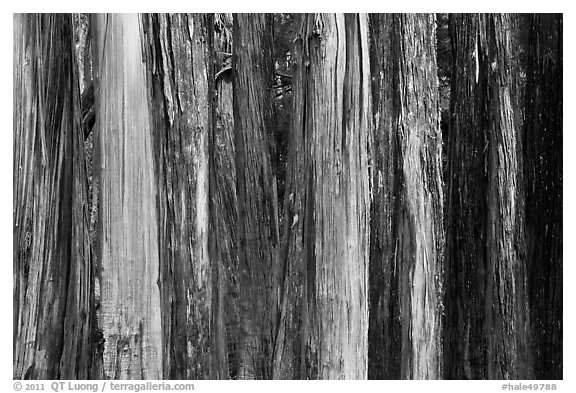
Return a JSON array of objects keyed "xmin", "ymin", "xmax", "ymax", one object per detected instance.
[
  {"xmin": 92, "ymin": 13, "xmax": 162, "ymax": 379},
  {"xmin": 524, "ymin": 13, "xmax": 562, "ymax": 380},
  {"xmin": 13, "ymin": 13, "xmax": 90, "ymax": 380},
  {"xmin": 368, "ymin": 13, "xmax": 444, "ymax": 380},
  {"xmin": 142, "ymin": 13, "xmax": 221, "ymax": 379},
  {"xmin": 212, "ymin": 12, "xmax": 241, "ymax": 379},
  {"xmin": 445, "ymin": 13, "xmax": 531, "ymax": 380},
  {"xmin": 275, "ymin": 13, "xmax": 371, "ymax": 380},
  {"xmin": 232, "ymin": 13, "xmax": 280, "ymax": 380}
]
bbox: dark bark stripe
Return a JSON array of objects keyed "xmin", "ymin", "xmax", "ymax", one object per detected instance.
[
  {"xmin": 445, "ymin": 13, "xmax": 530, "ymax": 380},
  {"xmin": 143, "ymin": 13, "xmax": 217, "ymax": 380},
  {"xmin": 524, "ymin": 13, "xmax": 562, "ymax": 380},
  {"xmin": 233, "ymin": 13, "xmax": 280, "ymax": 380},
  {"xmin": 13, "ymin": 13, "xmax": 85, "ymax": 380}
]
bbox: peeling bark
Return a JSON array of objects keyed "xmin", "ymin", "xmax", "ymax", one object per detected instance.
[
  {"xmin": 445, "ymin": 13, "xmax": 531, "ymax": 380},
  {"xmin": 232, "ymin": 13, "xmax": 280, "ymax": 380},
  {"xmin": 212, "ymin": 13, "xmax": 241, "ymax": 379},
  {"xmin": 13, "ymin": 13, "xmax": 89, "ymax": 380},
  {"xmin": 524, "ymin": 13, "xmax": 562, "ymax": 380},
  {"xmin": 211, "ymin": 73, "xmax": 238, "ymax": 380},
  {"xmin": 142, "ymin": 13, "xmax": 219, "ymax": 380},
  {"xmin": 275, "ymin": 13, "xmax": 371, "ymax": 380},
  {"xmin": 92, "ymin": 13, "xmax": 162, "ymax": 380},
  {"xmin": 59, "ymin": 28, "xmax": 96, "ymax": 380},
  {"xmin": 368, "ymin": 13, "xmax": 444, "ymax": 380}
]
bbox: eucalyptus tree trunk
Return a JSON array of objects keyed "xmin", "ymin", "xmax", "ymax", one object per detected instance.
[
  {"xmin": 445, "ymin": 13, "xmax": 531, "ymax": 380},
  {"xmin": 232, "ymin": 13, "xmax": 280, "ymax": 380},
  {"xmin": 275, "ymin": 13, "xmax": 371, "ymax": 380},
  {"xmin": 13, "ymin": 13, "xmax": 92, "ymax": 380},
  {"xmin": 524, "ymin": 13, "xmax": 562, "ymax": 380},
  {"xmin": 368, "ymin": 13, "xmax": 444, "ymax": 380},
  {"xmin": 91, "ymin": 13, "xmax": 162, "ymax": 379}
]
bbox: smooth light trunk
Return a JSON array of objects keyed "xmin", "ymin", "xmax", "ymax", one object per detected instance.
[{"xmin": 92, "ymin": 13, "xmax": 162, "ymax": 379}]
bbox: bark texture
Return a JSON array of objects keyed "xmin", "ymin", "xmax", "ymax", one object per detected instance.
[
  {"xmin": 13, "ymin": 13, "xmax": 92, "ymax": 379},
  {"xmin": 368, "ymin": 13, "xmax": 444, "ymax": 380},
  {"xmin": 232, "ymin": 13, "xmax": 281, "ymax": 380},
  {"xmin": 92, "ymin": 13, "xmax": 162, "ymax": 379},
  {"xmin": 445, "ymin": 13, "xmax": 531, "ymax": 380},
  {"xmin": 213, "ymin": 12, "xmax": 241, "ymax": 379},
  {"xmin": 524, "ymin": 13, "xmax": 562, "ymax": 380},
  {"xmin": 275, "ymin": 13, "xmax": 371, "ymax": 380},
  {"xmin": 143, "ymin": 13, "xmax": 221, "ymax": 380}
]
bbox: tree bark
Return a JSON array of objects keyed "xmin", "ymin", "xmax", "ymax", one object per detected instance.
[
  {"xmin": 524, "ymin": 13, "xmax": 562, "ymax": 380},
  {"xmin": 445, "ymin": 13, "xmax": 531, "ymax": 380},
  {"xmin": 13, "ymin": 13, "xmax": 91, "ymax": 380},
  {"xmin": 92, "ymin": 13, "xmax": 162, "ymax": 379},
  {"xmin": 275, "ymin": 13, "xmax": 371, "ymax": 380},
  {"xmin": 212, "ymin": 12, "xmax": 241, "ymax": 379},
  {"xmin": 232, "ymin": 13, "xmax": 280, "ymax": 380},
  {"xmin": 142, "ymin": 13, "xmax": 221, "ymax": 380},
  {"xmin": 368, "ymin": 13, "xmax": 444, "ymax": 380}
]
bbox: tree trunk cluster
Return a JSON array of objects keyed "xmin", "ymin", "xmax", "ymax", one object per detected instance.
[{"xmin": 13, "ymin": 13, "xmax": 562, "ymax": 380}]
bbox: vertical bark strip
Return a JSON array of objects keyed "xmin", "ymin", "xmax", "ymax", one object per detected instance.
[
  {"xmin": 368, "ymin": 13, "xmax": 444, "ymax": 380},
  {"xmin": 524, "ymin": 13, "xmax": 562, "ymax": 380},
  {"xmin": 276, "ymin": 13, "xmax": 371, "ymax": 380},
  {"xmin": 367, "ymin": 13, "xmax": 401, "ymax": 380},
  {"xmin": 232, "ymin": 13, "xmax": 280, "ymax": 380},
  {"xmin": 59, "ymin": 28, "xmax": 95, "ymax": 380},
  {"xmin": 143, "ymin": 13, "xmax": 217, "ymax": 380},
  {"xmin": 92, "ymin": 13, "xmax": 162, "ymax": 379},
  {"xmin": 212, "ymin": 13, "xmax": 240, "ymax": 379},
  {"xmin": 211, "ymin": 73, "xmax": 237, "ymax": 380},
  {"xmin": 13, "ymin": 13, "xmax": 80, "ymax": 379},
  {"xmin": 445, "ymin": 13, "xmax": 530, "ymax": 380}
]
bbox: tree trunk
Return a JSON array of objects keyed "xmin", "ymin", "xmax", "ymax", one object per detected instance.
[
  {"xmin": 232, "ymin": 13, "xmax": 280, "ymax": 380},
  {"xmin": 445, "ymin": 13, "xmax": 531, "ymax": 380},
  {"xmin": 524, "ymin": 13, "xmax": 562, "ymax": 380},
  {"xmin": 368, "ymin": 13, "xmax": 444, "ymax": 380},
  {"xmin": 276, "ymin": 13, "xmax": 371, "ymax": 380},
  {"xmin": 92, "ymin": 13, "xmax": 162, "ymax": 379},
  {"xmin": 142, "ymin": 13, "xmax": 221, "ymax": 380},
  {"xmin": 13, "ymin": 13, "xmax": 91, "ymax": 379},
  {"xmin": 213, "ymin": 12, "xmax": 241, "ymax": 379}
]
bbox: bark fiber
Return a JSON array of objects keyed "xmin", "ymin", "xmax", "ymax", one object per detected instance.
[
  {"xmin": 92, "ymin": 13, "xmax": 162, "ymax": 379},
  {"xmin": 233, "ymin": 13, "xmax": 281, "ymax": 380},
  {"xmin": 275, "ymin": 13, "xmax": 371, "ymax": 380},
  {"xmin": 143, "ymin": 13, "xmax": 222, "ymax": 380},
  {"xmin": 445, "ymin": 13, "xmax": 530, "ymax": 380},
  {"xmin": 13, "ymin": 13, "xmax": 93, "ymax": 380},
  {"xmin": 524, "ymin": 13, "xmax": 562, "ymax": 380},
  {"xmin": 368, "ymin": 13, "xmax": 444, "ymax": 380}
]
